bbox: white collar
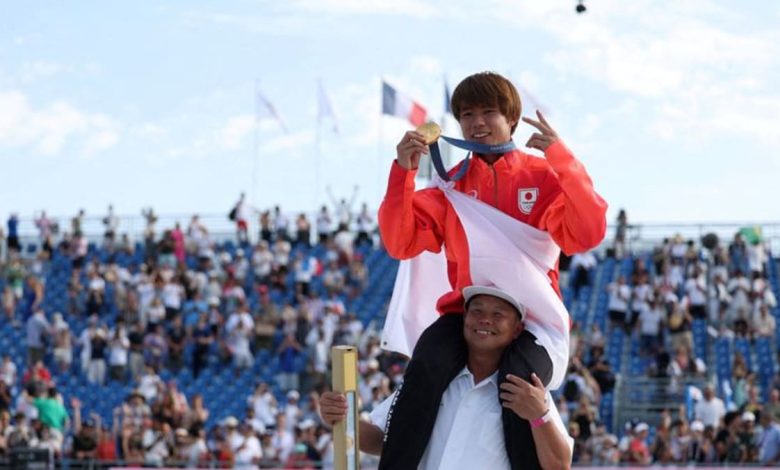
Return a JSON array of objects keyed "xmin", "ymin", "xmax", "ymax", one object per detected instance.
[{"xmin": 456, "ymin": 367, "xmax": 500, "ymax": 388}]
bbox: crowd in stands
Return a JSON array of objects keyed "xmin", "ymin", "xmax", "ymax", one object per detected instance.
[
  {"xmin": 560, "ymin": 220, "xmax": 779, "ymax": 466},
  {"xmin": 1, "ymin": 204, "xmax": 779, "ymax": 467}
]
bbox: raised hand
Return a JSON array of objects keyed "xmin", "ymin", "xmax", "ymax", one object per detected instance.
[
  {"xmin": 523, "ymin": 110, "xmax": 559, "ymax": 152},
  {"xmin": 396, "ymin": 131, "xmax": 429, "ymax": 170}
]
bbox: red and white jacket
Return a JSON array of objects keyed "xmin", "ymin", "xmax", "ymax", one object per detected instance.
[{"xmin": 379, "ymin": 140, "xmax": 608, "ymax": 315}]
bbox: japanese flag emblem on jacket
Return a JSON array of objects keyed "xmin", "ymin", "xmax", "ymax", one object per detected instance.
[{"xmin": 518, "ymin": 188, "xmax": 538, "ymax": 214}]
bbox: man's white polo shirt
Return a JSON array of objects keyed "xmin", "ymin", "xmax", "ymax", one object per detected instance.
[{"xmin": 370, "ymin": 367, "xmax": 572, "ymax": 470}]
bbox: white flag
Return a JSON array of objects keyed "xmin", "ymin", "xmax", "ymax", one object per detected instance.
[
  {"xmin": 255, "ymin": 88, "xmax": 288, "ymax": 133},
  {"xmin": 317, "ymin": 79, "xmax": 339, "ymax": 134}
]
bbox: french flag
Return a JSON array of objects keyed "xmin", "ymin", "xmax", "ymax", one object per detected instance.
[{"xmin": 382, "ymin": 81, "xmax": 427, "ymax": 126}]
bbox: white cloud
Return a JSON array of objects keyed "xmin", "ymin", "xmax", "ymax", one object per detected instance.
[
  {"xmin": 19, "ymin": 61, "xmax": 66, "ymax": 82},
  {"xmin": 290, "ymin": 0, "xmax": 440, "ymax": 18},
  {"xmin": 182, "ymin": 10, "xmax": 311, "ymax": 35},
  {"xmin": 0, "ymin": 90, "xmax": 120, "ymax": 157},
  {"xmin": 217, "ymin": 115, "xmax": 255, "ymax": 151}
]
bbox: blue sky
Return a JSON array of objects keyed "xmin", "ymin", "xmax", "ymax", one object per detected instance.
[{"xmin": 2, "ymin": 0, "xmax": 779, "ymax": 227}]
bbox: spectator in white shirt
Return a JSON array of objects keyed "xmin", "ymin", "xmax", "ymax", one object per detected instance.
[
  {"xmin": 606, "ymin": 276, "xmax": 631, "ymax": 331},
  {"xmin": 694, "ymin": 384, "xmax": 726, "ymax": 431}
]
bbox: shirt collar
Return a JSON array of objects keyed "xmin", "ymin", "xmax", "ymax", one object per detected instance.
[{"xmin": 457, "ymin": 367, "xmax": 500, "ymax": 388}]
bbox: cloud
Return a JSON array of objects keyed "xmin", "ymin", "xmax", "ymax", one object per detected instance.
[
  {"xmin": 0, "ymin": 90, "xmax": 120, "ymax": 157},
  {"xmin": 19, "ymin": 61, "xmax": 66, "ymax": 82},
  {"xmin": 289, "ymin": 0, "xmax": 439, "ymax": 18},
  {"xmin": 182, "ymin": 10, "xmax": 312, "ymax": 35},
  {"xmin": 217, "ymin": 115, "xmax": 256, "ymax": 151},
  {"xmin": 493, "ymin": 0, "xmax": 780, "ymax": 147}
]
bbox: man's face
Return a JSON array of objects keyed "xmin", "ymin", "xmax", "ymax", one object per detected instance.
[
  {"xmin": 458, "ymin": 104, "xmax": 515, "ymax": 146},
  {"xmin": 463, "ymin": 295, "xmax": 523, "ymax": 352}
]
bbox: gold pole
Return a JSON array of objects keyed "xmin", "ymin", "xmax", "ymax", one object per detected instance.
[{"xmin": 332, "ymin": 346, "xmax": 360, "ymax": 470}]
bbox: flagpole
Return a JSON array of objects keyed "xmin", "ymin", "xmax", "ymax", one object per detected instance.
[
  {"xmin": 377, "ymin": 108, "xmax": 383, "ymax": 208},
  {"xmin": 251, "ymin": 79, "xmax": 260, "ymax": 210},
  {"xmin": 315, "ymin": 86, "xmax": 322, "ymax": 212}
]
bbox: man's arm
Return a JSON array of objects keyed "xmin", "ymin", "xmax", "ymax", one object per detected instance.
[
  {"xmin": 318, "ymin": 391, "xmax": 384, "ymax": 455},
  {"xmin": 524, "ymin": 111, "xmax": 608, "ymax": 255},
  {"xmin": 500, "ymin": 373, "xmax": 573, "ymax": 470}
]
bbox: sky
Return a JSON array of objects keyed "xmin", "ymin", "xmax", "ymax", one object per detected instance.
[{"xmin": 2, "ymin": 0, "xmax": 780, "ymax": 229}]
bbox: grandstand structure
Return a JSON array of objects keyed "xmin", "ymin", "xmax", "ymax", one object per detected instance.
[{"xmin": 1, "ymin": 211, "xmax": 779, "ymax": 466}]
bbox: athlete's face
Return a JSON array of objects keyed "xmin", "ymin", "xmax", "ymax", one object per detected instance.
[{"xmin": 458, "ymin": 104, "xmax": 516, "ymax": 146}]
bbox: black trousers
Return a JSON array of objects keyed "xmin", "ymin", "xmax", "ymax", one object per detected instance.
[{"xmin": 378, "ymin": 314, "xmax": 553, "ymax": 470}]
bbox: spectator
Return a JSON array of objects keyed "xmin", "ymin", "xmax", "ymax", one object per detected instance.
[
  {"xmin": 570, "ymin": 251, "xmax": 597, "ymax": 299},
  {"xmin": 355, "ymin": 203, "xmax": 374, "ymax": 247},
  {"xmin": 225, "ymin": 304, "xmax": 255, "ymax": 370},
  {"xmin": 257, "ymin": 210, "xmax": 272, "ymax": 243},
  {"xmin": 628, "ymin": 422, "xmax": 652, "ymax": 464},
  {"xmin": 613, "ymin": 209, "xmax": 628, "ymax": 258},
  {"xmin": 142, "ymin": 418, "xmax": 172, "ymax": 467},
  {"xmin": 182, "ymin": 393, "xmax": 209, "ymax": 431},
  {"xmin": 316, "ymin": 205, "xmax": 333, "ymax": 244},
  {"xmin": 71, "ymin": 399, "xmax": 99, "ymax": 460},
  {"xmin": 273, "ymin": 205, "xmax": 289, "ymax": 242},
  {"xmin": 0, "ymin": 380, "xmax": 11, "ymax": 413},
  {"xmin": 234, "ymin": 421, "xmax": 263, "ymax": 467},
  {"xmin": 326, "ymin": 184, "xmax": 358, "ymax": 232},
  {"xmin": 759, "ymin": 411, "xmax": 780, "ymax": 465},
  {"xmin": 276, "ymin": 334, "xmax": 303, "ymax": 392},
  {"xmin": 166, "ymin": 315, "xmax": 187, "ymax": 371},
  {"xmin": 191, "ymin": 312, "xmax": 214, "ymax": 379},
  {"xmin": 87, "ymin": 327, "xmax": 108, "ymax": 385},
  {"xmin": 102, "ymin": 204, "xmax": 119, "ymax": 246},
  {"xmin": 295, "ymin": 213, "xmax": 311, "ymax": 247},
  {"xmin": 158, "ymin": 381, "xmax": 188, "ymax": 428},
  {"xmin": 606, "ymin": 276, "xmax": 631, "ymax": 331},
  {"xmin": 0, "ymin": 355, "xmax": 17, "ymax": 392},
  {"xmin": 2, "ymin": 286, "xmax": 16, "ymax": 324},
  {"xmin": 26, "ymin": 309, "xmax": 51, "ymax": 365},
  {"xmin": 231, "ymin": 193, "xmax": 252, "ymax": 244},
  {"xmin": 637, "ymin": 298, "xmax": 664, "ymax": 357},
  {"xmin": 50, "ymin": 313, "xmax": 73, "ymax": 373},
  {"xmin": 695, "ymin": 384, "xmax": 726, "ymax": 431},
  {"xmin": 270, "ymin": 413, "xmax": 295, "ymax": 463},
  {"xmin": 246, "ymin": 383, "xmax": 276, "ymax": 430},
  {"xmin": 127, "ymin": 321, "xmax": 146, "ymax": 382},
  {"xmin": 85, "ymin": 270, "xmax": 106, "ymax": 317},
  {"xmin": 22, "ymin": 360, "xmax": 52, "ymax": 392},
  {"xmin": 182, "ymin": 427, "xmax": 209, "ymax": 468},
  {"xmin": 6, "ymin": 213, "xmax": 20, "ymax": 253},
  {"xmin": 108, "ymin": 326, "xmax": 130, "ymax": 382},
  {"xmin": 143, "ymin": 324, "xmax": 168, "ymax": 371},
  {"xmin": 34, "ymin": 386, "xmax": 67, "ymax": 432}
]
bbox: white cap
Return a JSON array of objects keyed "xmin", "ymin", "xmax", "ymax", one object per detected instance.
[
  {"xmin": 298, "ymin": 418, "xmax": 316, "ymax": 430},
  {"xmin": 223, "ymin": 416, "xmax": 239, "ymax": 427},
  {"xmin": 287, "ymin": 390, "xmax": 300, "ymax": 400},
  {"xmin": 690, "ymin": 420, "xmax": 705, "ymax": 432},
  {"xmin": 463, "ymin": 285, "xmax": 525, "ymax": 320},
  {"xmin": 742, "ymin": 411, "xmax": 755, "ymax": 422},
  {"xmin": 635, "ymin": 422, "xmax": 649, "ymax": 433}
]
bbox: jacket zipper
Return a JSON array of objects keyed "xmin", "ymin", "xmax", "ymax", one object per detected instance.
[{"xmin": 489, "ymin": 164, "xmax": 498, "ymax": 207}]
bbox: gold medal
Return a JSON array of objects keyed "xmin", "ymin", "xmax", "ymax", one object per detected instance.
[{"xmin": 416, "ymin": 122, "xmax": 442, "ymax": 144}]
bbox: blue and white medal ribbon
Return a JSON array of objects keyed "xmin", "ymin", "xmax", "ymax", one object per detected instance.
[{"xmin": 429, "ymin": 135, "xmax": 516, "ymax": 183}]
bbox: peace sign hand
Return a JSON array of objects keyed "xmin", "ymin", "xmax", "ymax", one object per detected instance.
[
  {"xmin": 499, "ymin": 373, "xmax": 549, "ymax": 421},
  {"xmin": 523, "ymin": 110, "xmax": 559, "ymax": 152}
]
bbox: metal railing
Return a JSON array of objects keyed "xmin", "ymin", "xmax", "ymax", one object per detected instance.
[{"xmin": 8, "ymin": 212, "xmax": 780, "ymax": 252}]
